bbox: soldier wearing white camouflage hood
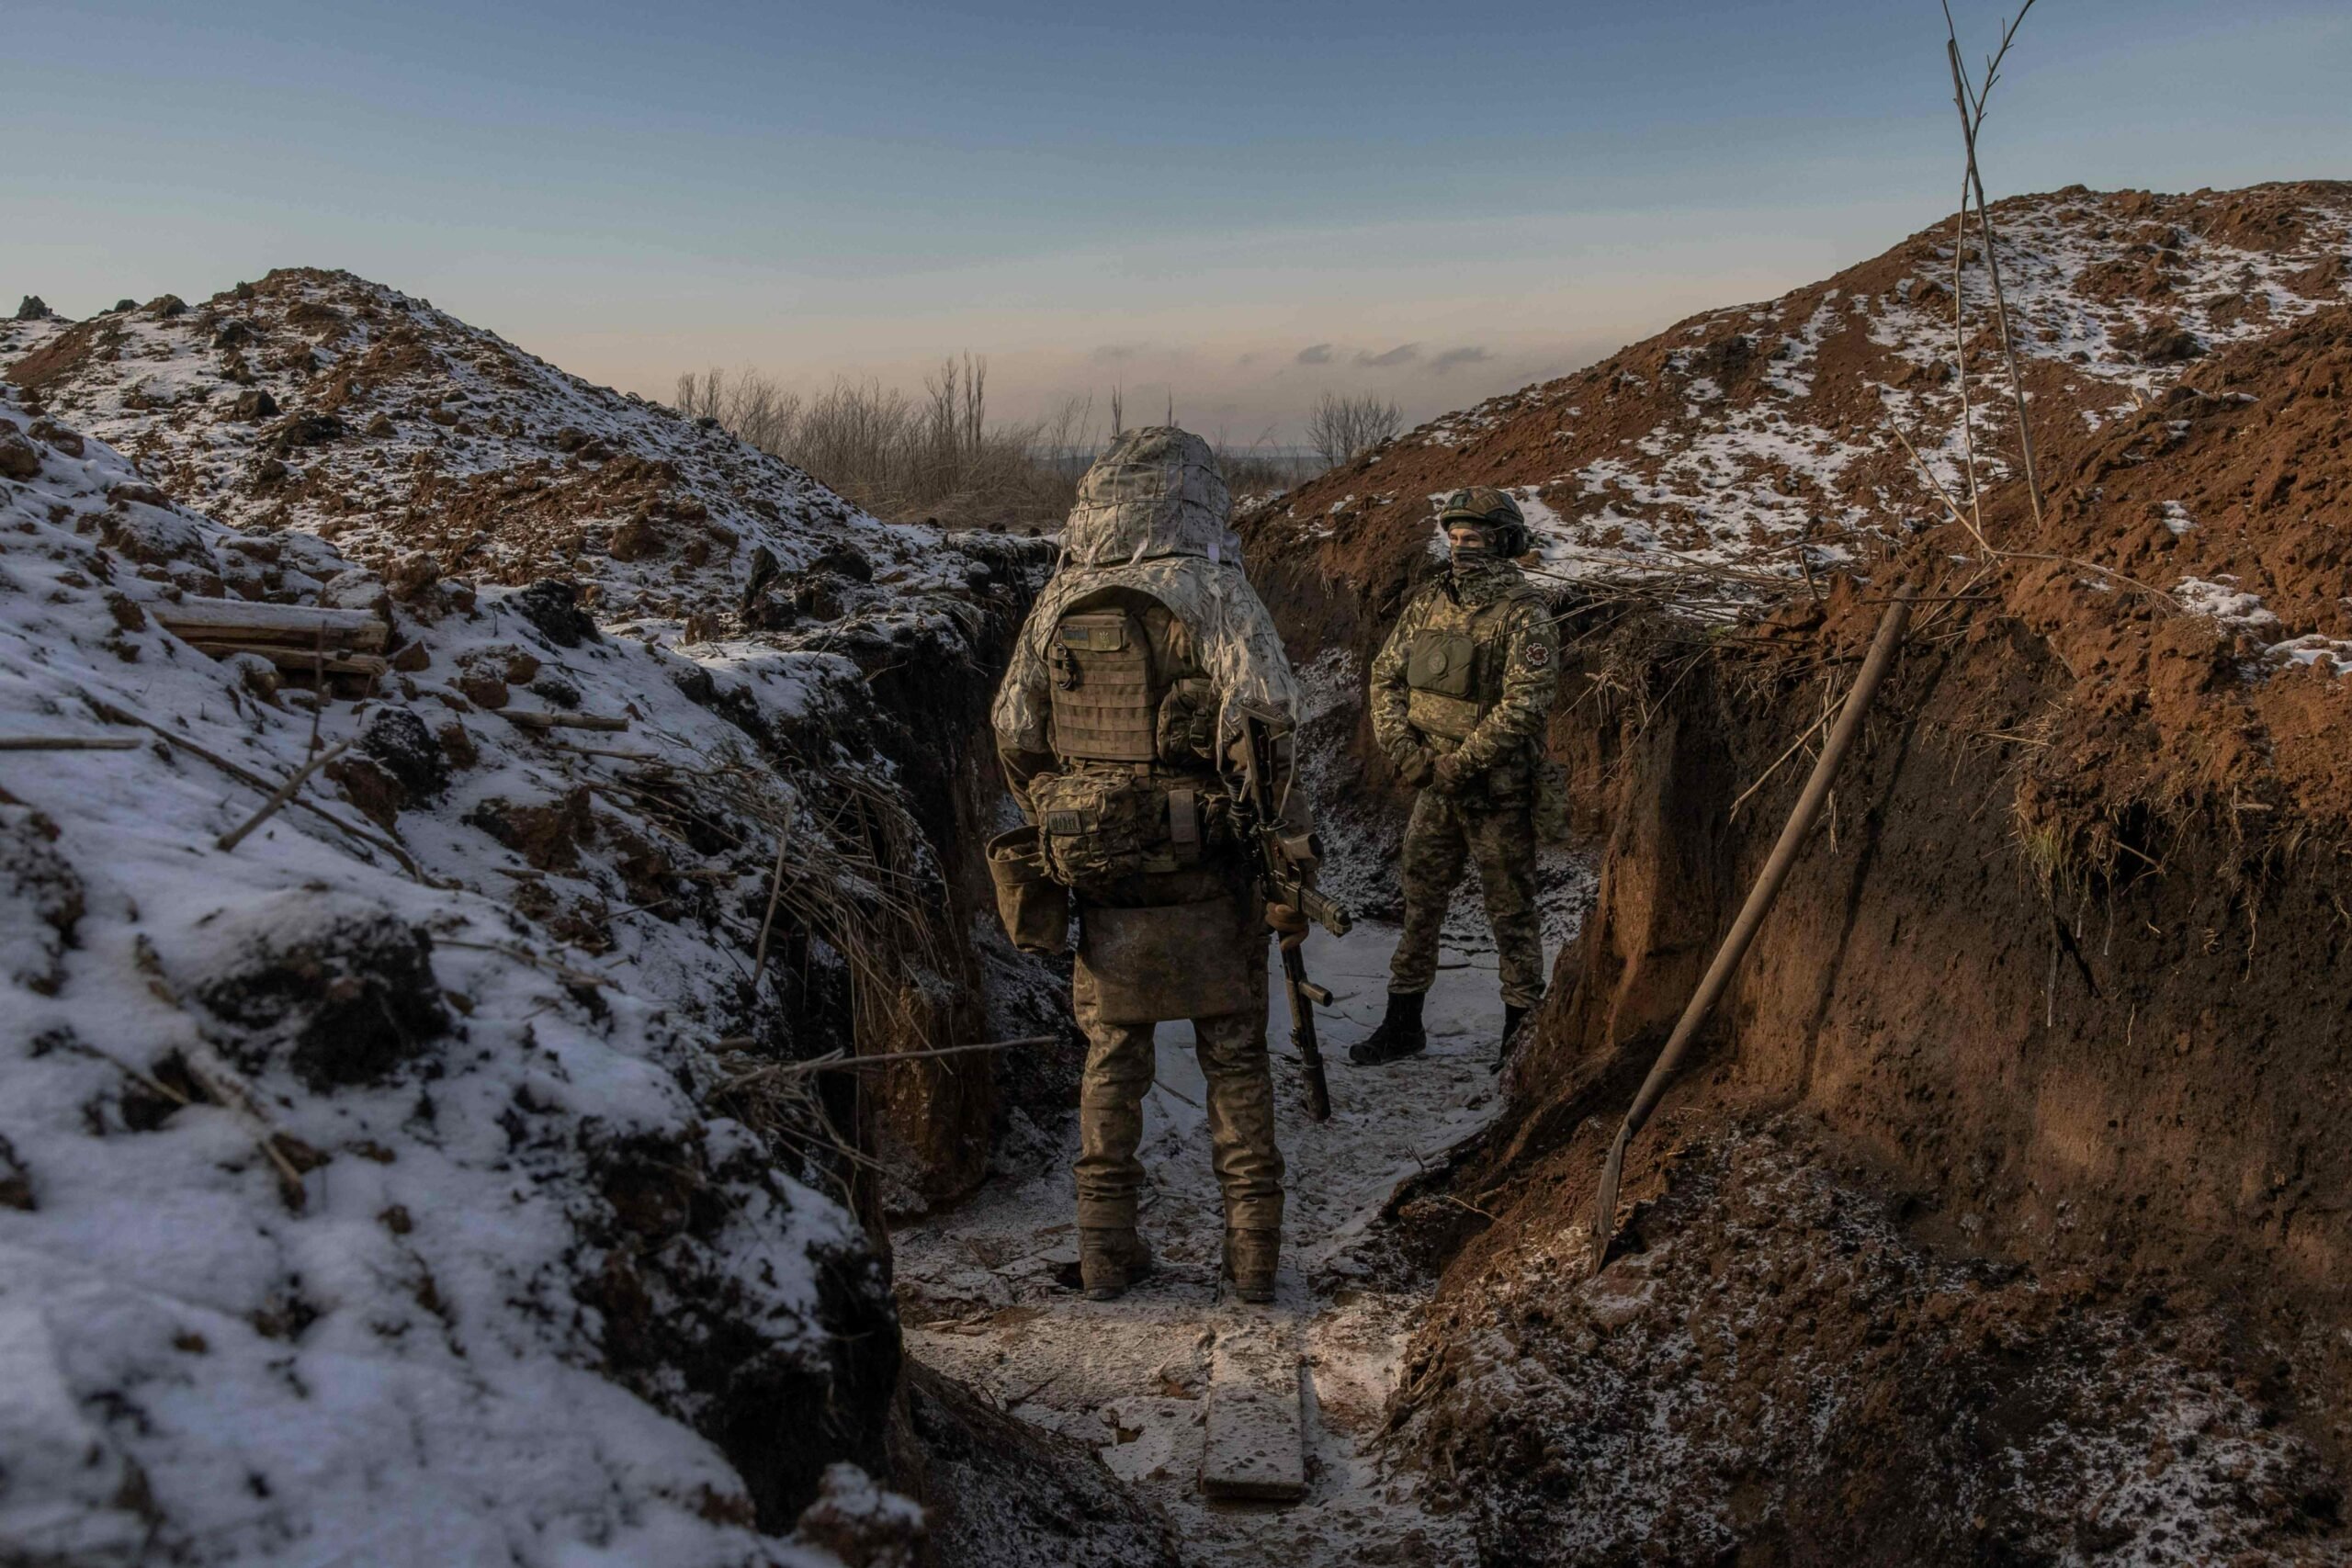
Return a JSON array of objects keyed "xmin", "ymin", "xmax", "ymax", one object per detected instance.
[{"xmin": 989, "ymin": 427, "xmax": 1316, "ymax": 1303}]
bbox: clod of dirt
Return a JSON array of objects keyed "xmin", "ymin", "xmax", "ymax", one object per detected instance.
[
  {"xmin": 0, "ymin": 801, "xmax": 85, "ymax": 996},
  {"xmin": 464, "ymin": 787, "xmax": 595, "ymax": 871},
  {"xmin": 229, "ymin": 389, "xmax": 279, "ymax": 423},
  {"xmin": 788, "ymin": 1463, "xmax": 925, "ymax": 1568},
  {"xmin": 0, "ymin": 433, "xmax": 39, "ymax": 480},
  {"xmin": 356, "ymin": 706, "xmax": 447, "ymax": 800},
  {"xmin": 513, "ymin": 578, "xmax": 598, "ymax": 647},
  {"xmin": 27, "ymin": 420, "xmax": 85, "ymax": 457},
  {"xmin": 272, "ymin": 412, "xmax": 347, "ymax": 452},
  {"xmin": 0, "ymin": 1132, "xmax": 32, "ymax": 1211},
  {"xmin": 810, "ymin": 543, "xmax": 875, "ymax": 583},
  {"xmin": 192, "ymin": 907, "xmax": 449, "ymax": 1090}
]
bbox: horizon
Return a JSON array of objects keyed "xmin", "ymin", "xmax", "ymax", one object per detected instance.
[{"xmin": 7, "ymin": 1, "xmax": 2349, "ymax": 443}]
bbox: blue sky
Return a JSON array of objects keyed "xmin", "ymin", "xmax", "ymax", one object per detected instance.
[{"xmin": 7, "ymin": 0, "xmax": 2348, "ymax": 439}]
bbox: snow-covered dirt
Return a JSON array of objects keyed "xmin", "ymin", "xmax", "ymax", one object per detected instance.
[{"xmin": 892, "ymin": 868, "xmax": 1591, "ymax": 1565}]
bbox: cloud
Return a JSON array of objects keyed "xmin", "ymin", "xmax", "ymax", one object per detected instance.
[
  {"xmin": 1091, "ymin": 343, "xmax": 1142, "ymax": 363},
  {"xmin": 1430, "ymin": 344, "xmax": 1491, "ymax": 372},
  {"xmin": 1356, "ymin": 343, "xmax": 1420, "ymax": 367},
  {"xmin": 1295, "ymin": 343, "xmax": 1334, "ymax": 365}
]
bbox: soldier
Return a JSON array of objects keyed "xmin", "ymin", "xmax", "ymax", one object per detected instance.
[
  {"xmin": 1351, "ymin": 486, "xmax": 1555, "ymax": 1065},
  {"xmin": 990, "ymin": 427, "xmax": 1314, "ymax": 1303}
]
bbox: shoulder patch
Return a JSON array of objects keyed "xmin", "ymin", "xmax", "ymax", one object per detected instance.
[{"xmin": 1521, "ymin": 637, "xmax": 1553, "ymax": 670}]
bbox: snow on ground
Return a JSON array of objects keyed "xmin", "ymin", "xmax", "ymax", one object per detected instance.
[
  {"xmin": 1343, "ymin": 187, "xmax": 2352, "ymax": 624},
  {"xmin": 894, "ymin": 852, "xmax": 1591, "ymax": 1567},
  {"xmin": 0, "ymin": 400, "xmax": 888, "ymax": 1564},
  {"xmin": 5, "ymin": 271, "xmax": 1007, "ymax": 637}
]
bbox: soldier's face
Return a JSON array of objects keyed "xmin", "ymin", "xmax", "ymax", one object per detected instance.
[{"xmin": 1446, "ymin": 523, "xmax": 1491, "ymax": 558}]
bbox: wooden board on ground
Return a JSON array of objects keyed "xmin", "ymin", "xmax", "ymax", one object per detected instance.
[
  {"xmin": 1200, "ymin": 1318, "xmax": 1306, "ymax": 1503},
  {"xmin": 153, "ymin": 597, "xmax": 390, "ymax": 651}
]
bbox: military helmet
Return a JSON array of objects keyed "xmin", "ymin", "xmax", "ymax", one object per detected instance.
[{"xmin": 1438, "ymin": 485, "xmax": 1531, "ymax": 558}]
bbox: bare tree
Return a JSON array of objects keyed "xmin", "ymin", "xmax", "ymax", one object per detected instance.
[
  {"xmin": 1108, "ymin": 385, "xmax": 1125, "ymax": 439},
  {"xmin": 1306, "ymin": 391, "xmax": 1403, "ymax": 469},
  {"xmin": 671, "ymin": 353, "xmax": 1091, "ymax": 528},
  {"xmin": 673, "ymin": 366, "xmax": 799, "ymax": 454}
]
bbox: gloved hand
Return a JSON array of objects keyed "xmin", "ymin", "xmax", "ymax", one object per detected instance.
[
  {"xmin": 1397, "ymin": 747, "xmax": 1439, "ymax": 789},
  {"xmin": 1264, "ymin": 902, "xmax": 1310, "ymax": 937},
  {"xmin": 1432, "ymin": 752, "xmax": 1470, "ymax": 795}
]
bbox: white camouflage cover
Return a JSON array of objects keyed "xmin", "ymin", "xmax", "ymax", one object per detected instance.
[{"xmin": 993, "ymin": 427, "xmax": 1303, "ymax": 752}]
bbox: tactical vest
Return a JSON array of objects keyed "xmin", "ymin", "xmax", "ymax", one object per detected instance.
[
  {"xmin": 1049, "ymin": 609, "xmax": 1160, "ymax": 763},
  {"xmin": 1035, "ymin": 602, "xmax": 1224, "ymax": 889},
  {"xmin": 1404, "ymin": 626, "xmax": 1486, "ymax": 740}
]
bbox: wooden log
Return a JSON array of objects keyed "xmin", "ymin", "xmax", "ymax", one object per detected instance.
[
  {"xmin": 0, "ymin": 736, "xmax": 142, "ymax": 751},
  {"xmin": 184, "ymin": 642, "xmax": 390, "ymax": 678},
  {"xmin": 492, "ymin": 709, "xmax": 629, "ymax": 733},
  {"xmin": 154, "ymin": 597, "xmax": 389, "ymax": 651}
]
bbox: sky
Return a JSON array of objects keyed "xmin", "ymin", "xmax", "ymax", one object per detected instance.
[{"xmin": 6, "ymin": 0, "xmax": 2349, "ymax": 444}]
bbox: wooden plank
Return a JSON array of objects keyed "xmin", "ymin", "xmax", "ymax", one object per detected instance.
[
  {"xmin": 155, "ymin": 597, "xmax": 389, "ymax": 651},
  {"xmin": 1200, "ymin": 1319, "xmax": 1306, "ymax": 1503},
  {"xmin": 184, "ymin": 642, "xmax": 390, "ymax": 678},
  {"xmin": 492, "ymin": 709, "xmax": 629, "ymax": 733},
  {"xmin": 0, "ymin": 736, "xmax": 142, "ymax": 751}
]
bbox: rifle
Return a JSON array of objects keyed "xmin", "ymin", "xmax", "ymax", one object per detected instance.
[{"xmin": 1232, "ymin": 704, "xmax": 1351, "ymax": 1121}]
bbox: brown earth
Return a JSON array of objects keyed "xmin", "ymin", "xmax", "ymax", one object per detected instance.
[{"xmin": 1240, "ymin": 183, "xmax": 2352, "ymax": 1562}]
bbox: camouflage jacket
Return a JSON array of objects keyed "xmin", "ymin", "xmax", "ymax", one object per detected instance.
[{"xmin": 1369, "ymin": 562, "xmax": 1555, "ymax": 801}]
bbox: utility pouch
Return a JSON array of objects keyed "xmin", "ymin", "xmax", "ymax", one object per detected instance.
[
  {"xmin": 987, "ymin": 826, "xmax": 1069, "ymax": 955},
  {"xmin": 1031, "ymin": 767, "xmax": 1162, "ymax": 890},
  {"xmin": 1076, "ymin": 894, "xmax": 1255, "ymax": 1024}
]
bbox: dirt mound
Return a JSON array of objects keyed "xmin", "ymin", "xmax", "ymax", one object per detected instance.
[
  {"xmin": 1, "ymin": 266, "xmax": 992, "ymax": 628},
  {"xmin": 1231, "ymin": 182, "xmax": 2352, "ymax": 1561},
  {"xmin": 1396, "ymin": 1116, "xmax": 2344, "ymax": 1565}
]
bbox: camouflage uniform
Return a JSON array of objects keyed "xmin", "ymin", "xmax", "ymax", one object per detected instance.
[
  {"xmin": 1369, "ymin": 525, "xmax": 1555, "ymax": 1010},
  {"xmin": 991, "ymin": 427, "xmax": 1307, "ymax": 1272}
]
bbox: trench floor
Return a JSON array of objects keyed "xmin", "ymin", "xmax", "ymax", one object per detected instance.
[{"xmin": 894, "ymin": 920, "xmax": 1513, "ymax": 1566}]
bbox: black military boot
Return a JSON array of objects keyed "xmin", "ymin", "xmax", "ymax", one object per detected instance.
[
  {"xmin": 1498, "ymin": 1002, "xmax": 1530, "ymax": 1070},
  {"xmin": 1349, "ymin": 990, "xmax": 1427, "ymax": 1065},
  {"xmin": 1224, "ymin": 1229, "xmax": 1280, "ymax": 1304},
  {"xmin": 1079, "ymin": 1228, "xmax": 1155, "ymax": 1302}
]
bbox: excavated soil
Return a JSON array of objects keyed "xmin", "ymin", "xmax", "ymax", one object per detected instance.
[{"xmin": 1229, "ymin": 182, "xmax": 2352, "ymax": 1564}]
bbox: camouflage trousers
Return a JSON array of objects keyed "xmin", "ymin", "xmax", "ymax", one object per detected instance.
[
  {"xmin": 1388, "ymin": 790, "xmax": 1546, "ymax": 1009},
  {"xmin": 1073, "ymin": 953, "xmax": 1283, "ymax": 1234}
]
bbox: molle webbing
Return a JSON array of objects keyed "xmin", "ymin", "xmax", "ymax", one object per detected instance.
[{"xmin": 1050, "ymin": 609, "xmax": 1162, "ymax": 763}]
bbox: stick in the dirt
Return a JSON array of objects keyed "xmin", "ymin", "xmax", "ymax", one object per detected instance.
[
  {"xmin": 0, "ymin": 736, "xmax": 142, "ymax": 751},
  {"xmin": 1589, "ymin": 585, "xmax": 1917, "ymax": 1276},
  {"xmin": 81, "ymin": 694, "xmax": 435, "ymax": 883},
  {"xmin": 217, "ymin": 740, "xmax": 351, "ymax": 852}
]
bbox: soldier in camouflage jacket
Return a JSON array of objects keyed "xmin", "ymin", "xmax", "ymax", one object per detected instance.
[{"xmin": 1354, "ymin": 486, "xmax": 1555, "ymax": 1065}]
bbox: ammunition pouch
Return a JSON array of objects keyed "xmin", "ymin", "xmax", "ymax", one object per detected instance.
[
  {"xmin": 987, "ymin": 826, "xmax": 1069, "ymax": 955},
  {"xmin": 1075, "ymin": 891, "xmax": 1257, "ymax": 1024}
]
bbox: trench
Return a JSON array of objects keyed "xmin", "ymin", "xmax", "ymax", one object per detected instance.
[{"xmin": 854, "ymin": 591, "xmax": 1598, "ymax": 1559}]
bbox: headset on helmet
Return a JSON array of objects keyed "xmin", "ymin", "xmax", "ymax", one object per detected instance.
[{"xmin": 1438, "ymin": 486, "xmax": 1530, "ymax": 559}]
